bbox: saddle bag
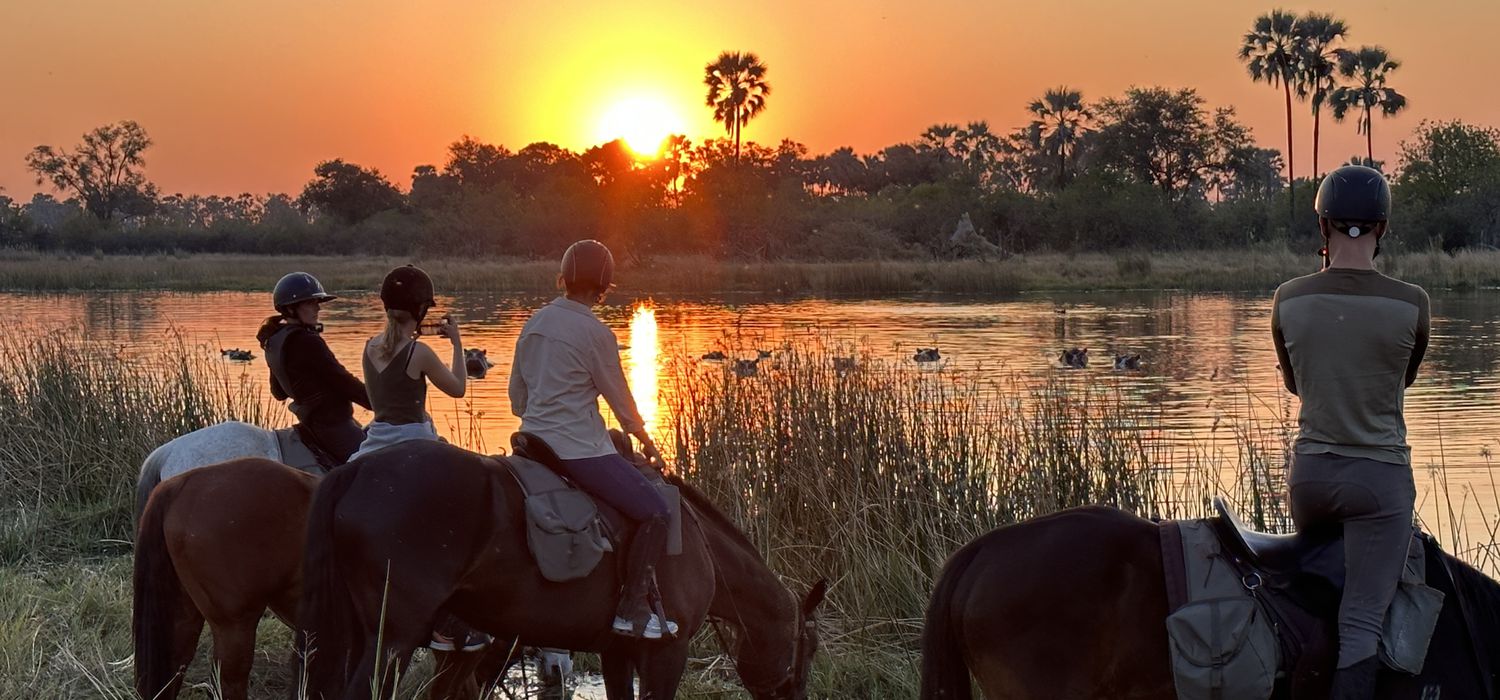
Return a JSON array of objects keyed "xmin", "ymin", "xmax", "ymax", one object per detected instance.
[
  {"xmin": 1161, "ymin": 520, "xmax": 1279, "ymax": 700},
  {"xmin": 508, "ymin": 456, "xmax": 609, "ymax": 582}
]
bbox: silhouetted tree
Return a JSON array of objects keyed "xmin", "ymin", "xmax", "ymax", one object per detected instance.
[
  {"xmin": 1397, "ymin": 120, "xmax": 1500, "ymax": 249},
  {"xmin": 1330, "ymin": 46, "xmax": 1408, "ymax": 161},
  {"xmin": 704, "ymin": 51, "xmax": 771, "ymax": 162},
  {"xmin": 297, "ymin": 160, "xmax": 404, "ymax": 224},
  {"xmin": 1297, "ymin": 12, "xmax": 1348, "ymax": 180},
  {"xmin": 25, "ymin": 120, "xmax": 159, "ymax": 221},
  {"xmin": 444, "ymin": 136, "xmax": 515, "ymax": 189},
  {"xmin": 1240, "ymin": 10, "xmax": 1306, "ymax": 229},
  {"xmin": 1092, "ymin": 88, "xmax": 1213, "ymax": 196},
  {"xmin": 1028, "ymin": 87, "xmax": 1092, "ymax": 188}
]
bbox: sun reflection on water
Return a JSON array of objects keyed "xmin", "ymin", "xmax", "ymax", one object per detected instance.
[{"xmin": 628, "ymin": 303, "xmax": 659, "ymax": 433}]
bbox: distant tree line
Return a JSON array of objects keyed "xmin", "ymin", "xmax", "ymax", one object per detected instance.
[{"xmin": 2, "ymin": 27, "xmax": 1494, "ymax": 260}]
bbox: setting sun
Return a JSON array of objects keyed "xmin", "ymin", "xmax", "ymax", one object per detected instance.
[{"xmin": 597, "ymin": 96, "xmax": 685, "ymax": 155}]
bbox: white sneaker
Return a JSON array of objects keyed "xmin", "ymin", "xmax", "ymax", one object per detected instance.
[{"xmin": 612, "ymin": 614, "xmax": 679, "ymax": 639}]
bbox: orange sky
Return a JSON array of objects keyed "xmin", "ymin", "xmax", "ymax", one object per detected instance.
[{"xmin": 2, "ymin": 0, "xmax": 1497, "ymax": 198}]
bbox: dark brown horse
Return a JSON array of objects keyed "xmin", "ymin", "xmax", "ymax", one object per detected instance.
[
  {"xmin": 133, "ymin": 458, "xmax": 489, "ymax": 700},
  {"xmin": 920, "ymin": 505, "xmax": 1500, "ymax": 699},
  {"xmin": 295, "ymin": 439, "xmax": 827, "ymax": 700}
]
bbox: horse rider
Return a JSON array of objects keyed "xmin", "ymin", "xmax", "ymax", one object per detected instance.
[
  {"xmin": 509, "ymin": 239, "xmax": 677, "ymax": 639},
  {"xmin": 349, "ymin": 264, "xmax": 467, "ymax": 461},
  {"xmin": 257, "ymin": 272, "xmax": 372, "ymax": 466},
  {"xmin": 1271, "ymin": 165, "xmax": 1430, "ymax": 699}
]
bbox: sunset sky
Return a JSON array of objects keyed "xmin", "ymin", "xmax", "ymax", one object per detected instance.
[{"xmin": 3, "ymin": 0, "xmax": 1498, "ymax": 198}]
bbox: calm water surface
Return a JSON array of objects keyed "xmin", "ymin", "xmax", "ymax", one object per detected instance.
[{"xmin": 17, "ymin": 289, "xmax": 1500, "ymax": 534}]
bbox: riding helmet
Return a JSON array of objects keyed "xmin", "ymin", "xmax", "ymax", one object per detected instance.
[
  {"xmin": 560, "ymin": 240, "xmax": 615, "ymax": 292},
  {"xmin": 380, "ymin": 265, "xmax": 436, "ymax": 321},
  {"xmin": 1315, "ymin": 165, "xmax": 1391, "ymax": 238},
  {"xmin": 273, "ymin": 272, "xmax": 337, "ymax": 313}
]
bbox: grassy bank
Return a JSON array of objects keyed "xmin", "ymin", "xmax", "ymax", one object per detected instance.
[
  {"xmin": 4, "ymin": 247, "xmax": 1500, "ymax": 296},
  {"xmin": 1, "ymin": 331, "xmax": 1496, "ymax": 698}
]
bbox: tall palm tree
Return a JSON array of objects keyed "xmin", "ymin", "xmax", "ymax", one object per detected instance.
[
  {"xmin": 1026, "ymin": 87, "xmax": 1090, "ymax": 188},
  {"xmin": 1297, "ymin": 13, "xmax": 1348, "ymax": 180},
  {"xmin": 1239, "ymin": 10, "xmax": 1305, "ymax": 228},
  {"xmin": 703, "ymin": 51, "xmax": 771, "ymax": 163},
  {"xmin": 1329, "ymin": 46, "xmax": 1408, "ymax": 162}
]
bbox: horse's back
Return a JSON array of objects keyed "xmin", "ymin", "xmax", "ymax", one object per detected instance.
[
  {"xmin": 938, "ymin": 506, "xmax": 1174, "ymax": 699},
  {"xmin": 154, "ymin": 421, "xmax": 279, "ymax": 482}
]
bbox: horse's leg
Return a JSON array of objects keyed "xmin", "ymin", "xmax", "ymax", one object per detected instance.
[
  {"xmin": 635, "ymin": 641, "xmax": 691, "ymax": 700},
  {"xmin": 162, "ymin": 598, "xmax": 205, "ymax": 700},
  {"xmin": 206, "ymin": 615, "xmax": 261, "ymax": 700},
  {"xmin": 427, "ymin": 650, "xmax": 481, "ymax": 700},
  {"xmin": 601, "ymin": 651, "xmax": 636, "ymax": 700}
]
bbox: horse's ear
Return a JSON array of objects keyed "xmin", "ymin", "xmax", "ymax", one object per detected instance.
[{"xmin": 802, "ymin": 578, "xmax": 829, "ymax": 617}]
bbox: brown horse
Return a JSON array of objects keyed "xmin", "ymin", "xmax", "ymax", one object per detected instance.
[
  {"xmin": 294, "ymin": 439, "xmax": 827, "ymax": 700},
  {"xmin": 133, "ymin": 458, "xmax": 490, "ymax": 700},
  {"xmin": 920, "ymin": 505, "xmax": 1500, "ymax": 699}
]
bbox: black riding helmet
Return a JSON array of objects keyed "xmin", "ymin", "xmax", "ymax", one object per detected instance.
[
  {"xmin": 273, "ymin": 272, "xmax": 337, "ymax": 314},
  {"xmin": 560, "ymin": 240, "xmax": 615, "ymax": 293},
  {"xmin": 380, "ymin": 265, "xmax": 436, "ymax": 322},
  {"xmin": 1315, "ymin": 165, "xmax": 1391, "ymax": 239}
]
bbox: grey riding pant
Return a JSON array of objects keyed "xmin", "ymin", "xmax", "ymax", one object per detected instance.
[{"xmin": 1288, "ymin": 452, "xmax": 1416, "ymax": 668}]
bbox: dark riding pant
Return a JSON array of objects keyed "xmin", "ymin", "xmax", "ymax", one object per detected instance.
[
  {"xmin": 303, "ymin": 418, "xmax": 366, "ymax": 465},
  {"xmin": 1289, "ymin": 452, "xmax": 1416, "ymax": 668},
  {"xmin": 558, "ymin": 453, "xmax": 672, "ymax": 628},
  {"xmin": 556, "ymin": 454, "xmax": 670, "ymax": 522}
]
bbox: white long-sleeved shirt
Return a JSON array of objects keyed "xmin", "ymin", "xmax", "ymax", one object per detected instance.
[{"xmin": 509, "ymin": 297, "xmax": 645, "ymax": 460}]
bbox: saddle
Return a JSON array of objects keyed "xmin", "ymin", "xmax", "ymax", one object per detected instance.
[
  {"xmin": 1160, "ymin": 498, "xmax": 1445, "ymax": 699},
  {"xmin": 505, "ymin": 432, "xmax": 681, "ymax": 583},
  {"xmin": 274, "ymin": 425, "xmax": 337, "ymax": 474}
]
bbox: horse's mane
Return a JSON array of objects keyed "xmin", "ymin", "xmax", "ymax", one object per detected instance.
[
  {"xmin": 667, "ymin": 474, "xmax": 763, "ymax": 561},
  {"xmin": 1438, "ymin": 547, "xmax": 1500, "ymax": 689}
]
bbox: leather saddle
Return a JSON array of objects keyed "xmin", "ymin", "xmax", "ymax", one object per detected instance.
[
  {"xmin": 1210, "ymin": 497, "xmax": 1345, "ymax": 588},
  {"xmin": 508, "ymin": 431, "xmax": 662, "ymax": 549}
]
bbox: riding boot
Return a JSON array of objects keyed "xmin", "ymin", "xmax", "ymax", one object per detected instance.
[
  {"xmin": 612, "ymin": 515, "xmax": 674, "ymax": 638},
  {"xmin": 1329, "ymin": 655, "xmax": 1381, "ymax": 700}
]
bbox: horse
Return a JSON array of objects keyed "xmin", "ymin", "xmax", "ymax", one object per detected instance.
[
  {"xmin": 919, "ymin": 505, "xmax": 1500, "ymax": 699},
  {"xmin": 133, "ymin": 420, "xmax": 304, "ymax": 524},
  {"xmin": 133, "ymin": 457, "xmax": 506, "ymax": 700},
  {"xmin": 294, "ymin": 439, "xmax": 827, "ymax": 700}
]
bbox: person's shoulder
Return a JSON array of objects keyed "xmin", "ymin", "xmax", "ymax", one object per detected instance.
[
  {"xmin": 1274, "ymin": 271, "xmax": 1322, "ymax": 300},
  {"xmin": 1372, "ymin": 272, "xmax": 1428, "ymax": 307}
]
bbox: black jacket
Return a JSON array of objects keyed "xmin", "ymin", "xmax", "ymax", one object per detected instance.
[{"xmin": 265, "ymin": 325, "xmax": 371, "ymax": 425}]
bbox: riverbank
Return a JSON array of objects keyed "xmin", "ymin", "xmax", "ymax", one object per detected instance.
[{"xmin": 3, "ymin": 248, "xmax": 1500, "ymax": 295}]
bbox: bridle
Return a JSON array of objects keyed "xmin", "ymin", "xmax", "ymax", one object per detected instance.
[{"xmin": 710, "ymin": 614, "xmax": 816, "ymax": 698}]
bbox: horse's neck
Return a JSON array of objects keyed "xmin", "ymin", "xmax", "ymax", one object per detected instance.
[{"xmin": 699, "ymin": 513, "xmax": 798, "ymax": 687}]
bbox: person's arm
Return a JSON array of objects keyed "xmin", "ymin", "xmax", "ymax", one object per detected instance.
[
  {"xmin": 1271, "ymin": 291, "xmax": 1298, "ymax": 396},
  {"xmin": 269, "ymin": 371, "xmax": 288, "ymax": 401},
  {"xmin": 589, "ymin": 328, "xmax": 660, "ymax": 461},
  {"xmin": 416, "ymin": 336, "xmax": 467, "ymax": 399},
  {"xmin": 292, "ymin": 332, "xmax": 372, "ymax": 410},
  {"xmin": 1406, "ymin": 289, "xmax": 1431, "ymax": 388},
  {"xmin": 508, "ymin": 341, "xmax": 529, "ymax": 418}
]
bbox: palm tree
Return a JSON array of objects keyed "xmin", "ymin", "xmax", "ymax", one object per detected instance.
[
  {"xmin": 1297, "ymin": 13, "xmax": 1348, "ymax": 179},
  {"xmin": 1026, "ymin": 87, "xmax": 1090, "ymax": 188},
  {"xmin": 703, "ymin": 51, "xmax": 771, "ymax": 163},
  {"xmin": 1239, "ymin": 10, "xmax": 1305, "ymax": 229},
  {"xmin": 1329, "ymin": 46, "xmax": 1408, "ymax": 162}
]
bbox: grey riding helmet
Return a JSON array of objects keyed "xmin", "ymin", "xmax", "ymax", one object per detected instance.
[
  {"xmin": 273, "ymin": 272, "xmax": 337, "ymax": 313},
  {"xmin": 1315, "ymin": 165, "xmax": 1391, "ymax": 239}
]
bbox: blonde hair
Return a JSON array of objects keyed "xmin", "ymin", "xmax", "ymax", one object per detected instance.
[{"xmin": 376, "ymin": 309, "xmax": 416, "ymax": 362}]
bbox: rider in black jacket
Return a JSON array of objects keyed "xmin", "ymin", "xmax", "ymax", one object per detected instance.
[{"xmin": 256, "ymin": 272, "xmax": 371, "ymax": 464}]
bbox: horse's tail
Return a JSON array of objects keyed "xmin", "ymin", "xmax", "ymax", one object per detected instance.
[
  {"xmin": 296, "ymin": 462, "xmax": 362, "ymax": 697},
  {"xmin": 134, "ymin": 444, "xmax": 170, "ymax": 526},
  {"xmin": 133, "ymin": 477, "xmax": 188, "ymax": 699},
  {"xmin": 919, "ymin": 539, "xmax": 984, "ymax": 700}
]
